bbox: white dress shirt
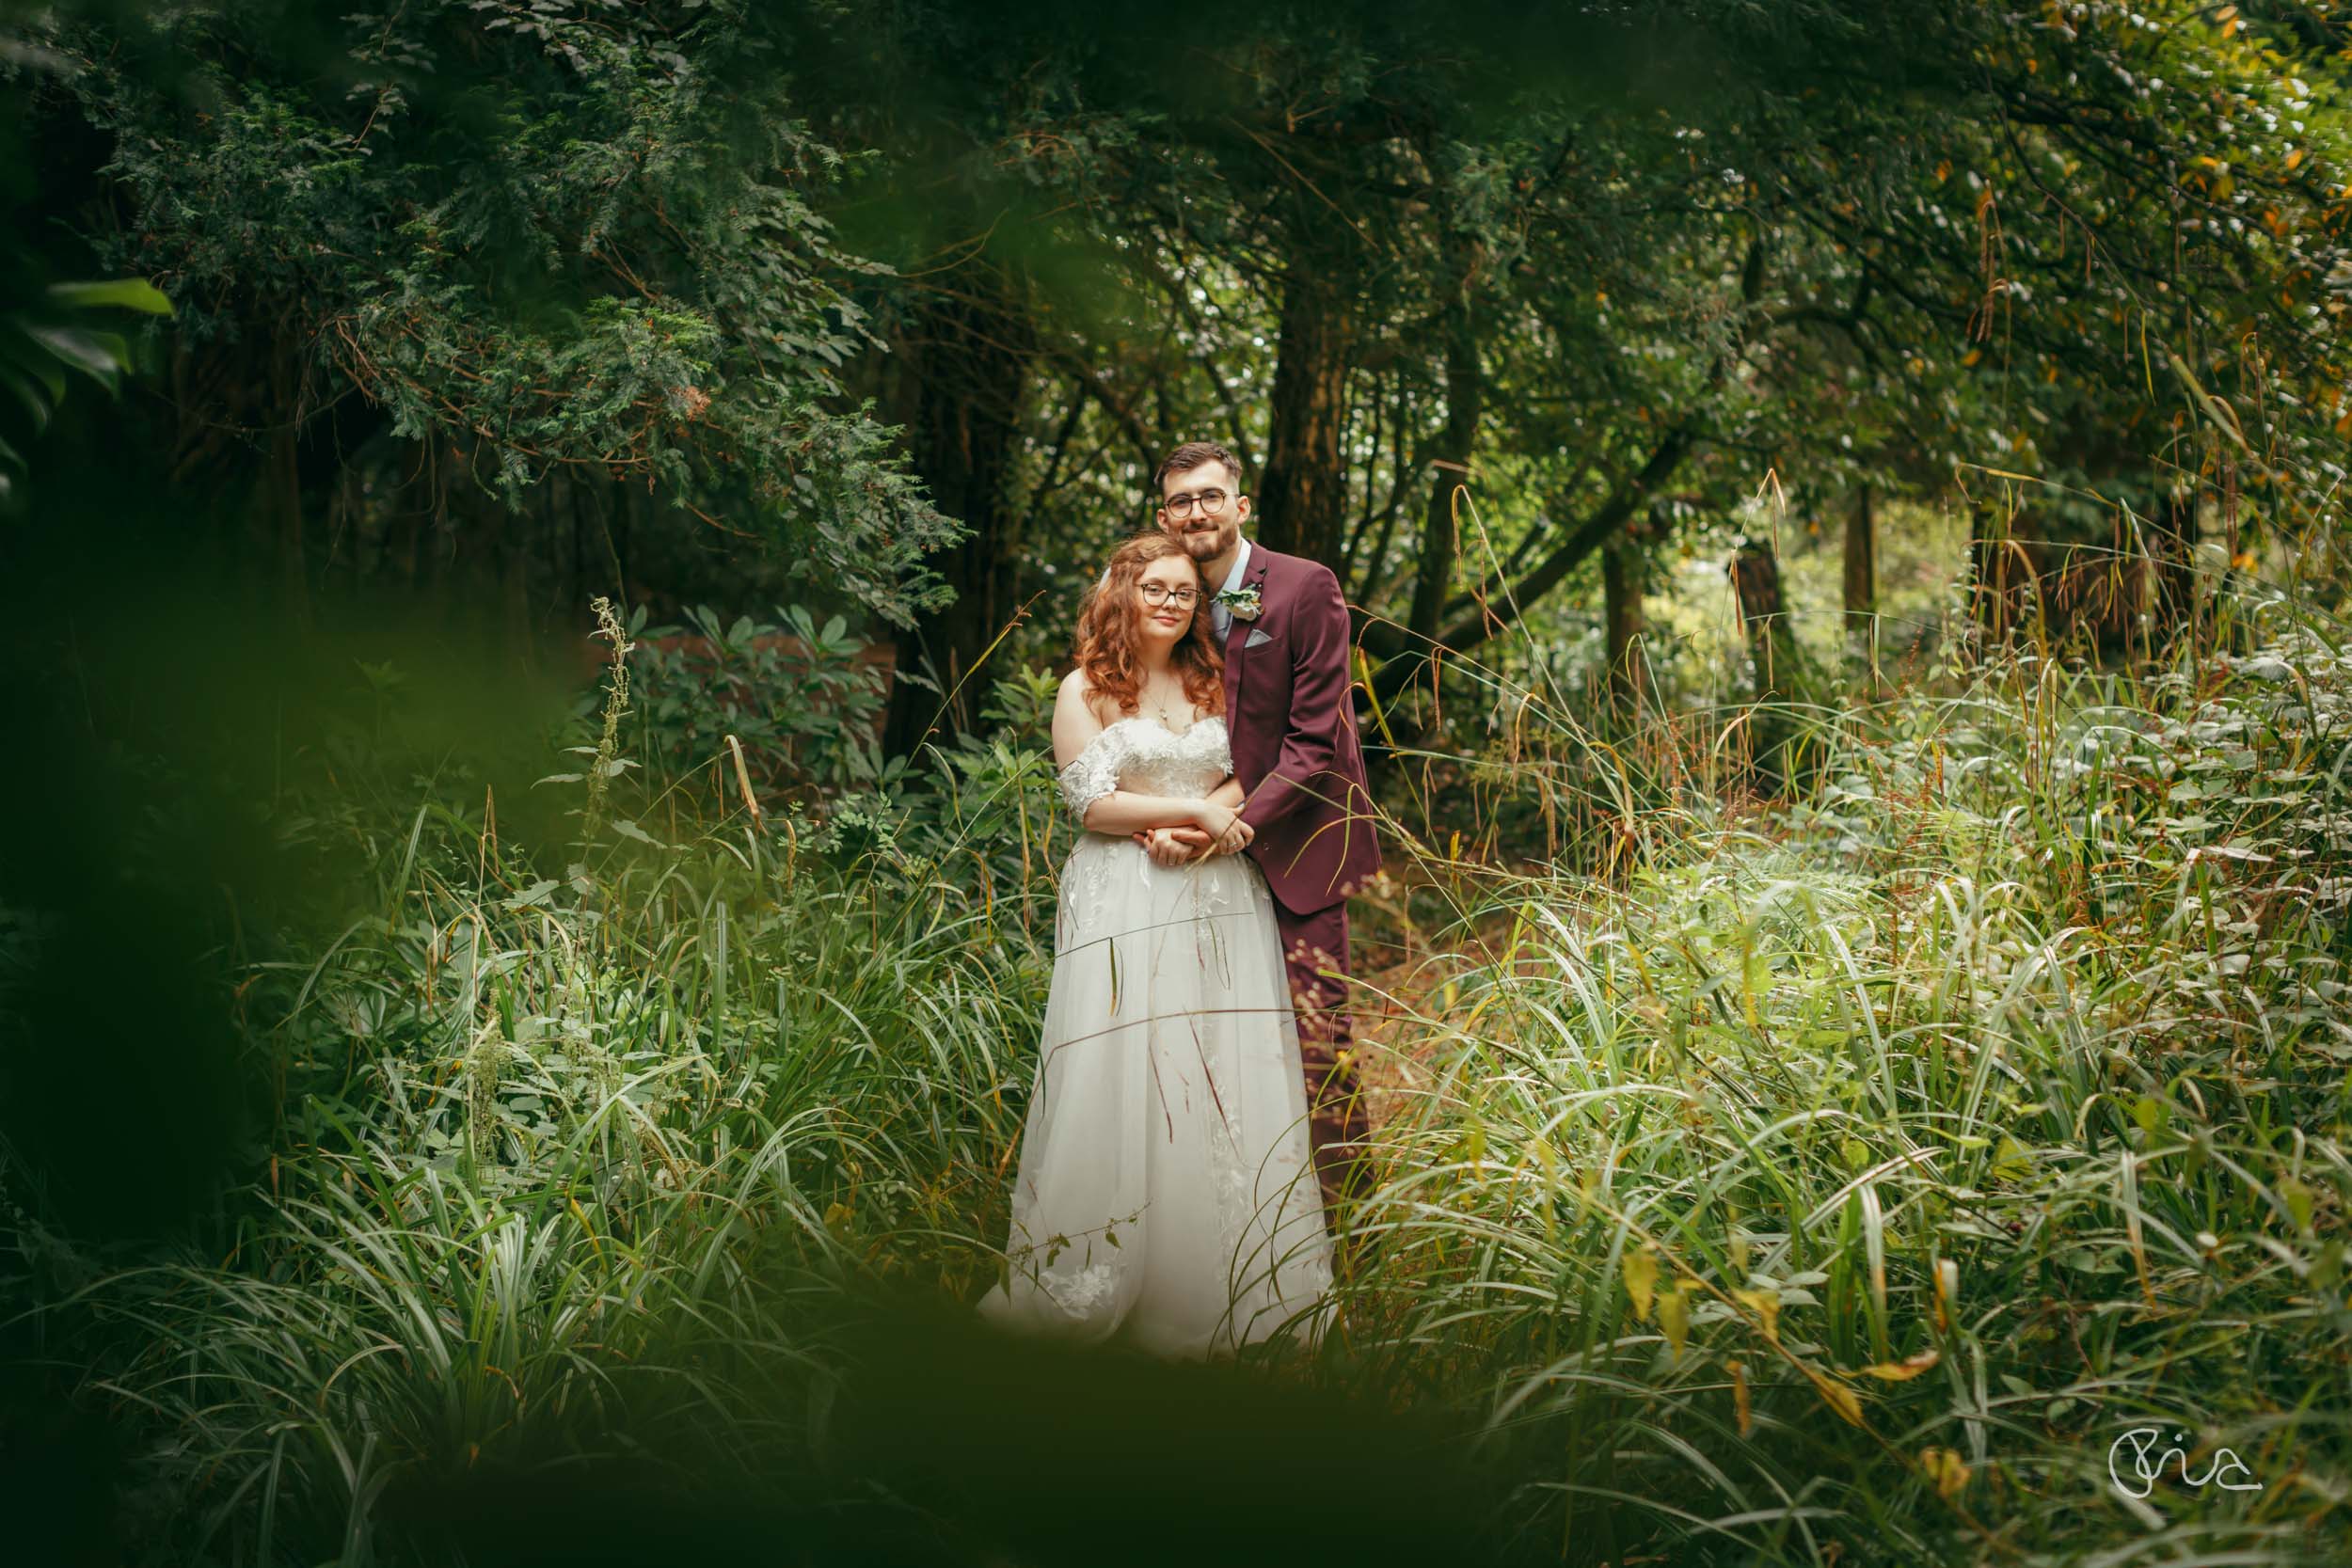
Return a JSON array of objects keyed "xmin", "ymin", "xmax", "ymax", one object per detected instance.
[{"xmin": 1209, "ymin": 538, "xmax": 1253, "ymax": 644}]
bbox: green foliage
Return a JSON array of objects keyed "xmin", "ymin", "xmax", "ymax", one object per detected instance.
[
  {"xmin": 1347, "ymin": 591, "xmax": 2352, "ymax": 1562},
  {"xmin": 17, "ymin": 629, "xmax": 1049, "ymax": 1560},
  {"xmin": 0, "ymin": 274, "xmax": 172, "ymax": 501},
  {"xmin": 15, "ymin": 539, "xmax": 2352, "ymax": 1564},
  {"xmin": 11, "ymin": 5, "xmax": 2352, "ymax": 1560},
  {"xmin": 611, "ymin": 600, "xmax": 892, "ymax": 797},
  {"xmin": 36, "ymin": 0, "xmax": 959, "ymax": 624}
]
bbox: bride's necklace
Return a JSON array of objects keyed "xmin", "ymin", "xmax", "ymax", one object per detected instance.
[{"xmin": 1146, "ymin": 673, "xmax": 1191, "ymax": 733}]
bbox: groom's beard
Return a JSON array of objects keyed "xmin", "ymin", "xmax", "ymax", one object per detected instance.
[{"xmin": 1176, "ymin": 520, "xmax": 1235, "ymax": 561}]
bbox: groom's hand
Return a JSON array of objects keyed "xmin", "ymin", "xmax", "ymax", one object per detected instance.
[
  {"xmin": 1134, "ymin": 825, "xmax": 1216, "ymax": 865},
  {"xmin": 1136, "ymin": 826, "xmax": 1187, "ymax": 866}
]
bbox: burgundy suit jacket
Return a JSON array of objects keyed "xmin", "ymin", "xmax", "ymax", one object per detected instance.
[{"xmin": 1221, "ymin": 545, "xmax": 1382, "ymax": 916}]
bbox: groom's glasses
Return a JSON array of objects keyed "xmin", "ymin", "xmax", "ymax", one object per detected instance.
[
  {"xmin": 1161, "ymin": 488, "xmax": 1231, "ymax": 519},
  {"xmin": 1138, "ymin": 582, "xmax": 1201, "ymax": 609}
]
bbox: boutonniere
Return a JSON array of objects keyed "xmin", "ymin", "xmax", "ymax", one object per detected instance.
[{"xmin": 1214, "ymin": 584, "xmax": 1263, "ymax": 622}]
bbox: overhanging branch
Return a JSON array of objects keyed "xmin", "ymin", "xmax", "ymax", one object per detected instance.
[{"xmin": 1360, "ymin": 427, "xmax": 1692, "ymax": 704}]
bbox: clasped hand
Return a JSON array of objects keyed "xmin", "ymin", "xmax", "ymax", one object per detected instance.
[{"xmin": 1134, "ymin": 806, "xmax": 1253, "ymax": 868}]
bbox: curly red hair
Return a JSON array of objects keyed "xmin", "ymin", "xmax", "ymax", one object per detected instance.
[{"xmin": 1073, "ymin": 533, "xmax": 1226, "ymax": 720}]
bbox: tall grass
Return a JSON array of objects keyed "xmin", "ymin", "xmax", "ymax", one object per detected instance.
[
  {"xmin": 16, "ymin": 540, "xmax": 2352, "ymax": 1565},
  {"xmin": 22, "ymin": 610, "xmax": 1057, "ymax": 1564},
  {"xmin": 1332, "ymin": 589, "xmax": 2352, "ymax": 1563}
]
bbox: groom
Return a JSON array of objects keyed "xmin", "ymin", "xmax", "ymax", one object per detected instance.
[{"xmin": 1138, "ymin": 440, "xmax": 1383, "ymax": 1220}]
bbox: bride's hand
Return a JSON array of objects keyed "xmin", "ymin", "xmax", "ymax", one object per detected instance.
[
  {"xmin": 1162, "ymin": 824, "xmax": 1216, "ymax": 858},
  {"xmin": 1132, "ymin": 825, "xmax": 1215, "ymax": 866},
  {"xmin": 1194, "ymin": 801, "xmax": 1255, "ymax": 858},
  {"xmin": 1135, "ymin": 826, "xmax": 1195, "ymax": 867}
]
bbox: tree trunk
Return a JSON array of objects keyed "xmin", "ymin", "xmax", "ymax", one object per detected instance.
[
  {"xmin": 1405, "ymin": 298, "xmax": 1481, "ymax": 654},
  {"xmin": 1256, "ymin": 263, "xmax": 1351, "ymax": 569},
  {"xmin": 1843, "ymin": 483, "xmax": 1876, "ymax": 638},
  {"xmin": 882, "ymin": 277, "xmax": 1038, "ymax": 757},
  {"xmin": 1602, "ymin": 533, "xmax": 1645, "ymax": 714},
  {"xmin": 1729, "ymin": 536, "xmax": 1800, "ymax": 793}
]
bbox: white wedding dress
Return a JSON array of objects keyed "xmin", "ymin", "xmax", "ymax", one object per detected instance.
[{"xmin": 977, "ymin": 714, "xmax": 1338, "ymax": 1358}]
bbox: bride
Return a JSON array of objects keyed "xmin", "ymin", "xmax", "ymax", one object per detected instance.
[{"xmin": 977, "ymin": 532, "xmax": 1338, "ymax": 1359}]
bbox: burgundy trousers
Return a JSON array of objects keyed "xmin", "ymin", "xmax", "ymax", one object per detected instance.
[{"xmin": 1272, "ymin": 897, "xmax": 1371, "ymax": 1217}]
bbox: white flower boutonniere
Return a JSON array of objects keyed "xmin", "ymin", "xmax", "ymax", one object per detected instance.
[{"xmin": 1214, "ymin": 584, "xmax": 1263, "ymax": 622}]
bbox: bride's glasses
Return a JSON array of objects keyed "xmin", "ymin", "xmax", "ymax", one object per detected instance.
[
  {"xmin": 1161, "ymin": 488, "xmax": 1231, "ymax": 519},
  {"xmin": 1138, "ymin": 582, "xmax": 1201, "ymax": 609}
]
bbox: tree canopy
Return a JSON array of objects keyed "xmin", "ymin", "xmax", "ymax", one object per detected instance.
[{"xmin": 8, "ymin": 0, "xmax": 2347, "ymax": 727}]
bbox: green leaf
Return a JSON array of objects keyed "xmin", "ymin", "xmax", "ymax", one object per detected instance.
[
  {"xmin": 2279, "ymin": 1176, "xmax": 2314, "ymax": 1232},
  {"xmin": 1, "ymin": 332, "xmax": 70, "ymax": 404},
  {"xmin": 21, "ymin": 325, "xmax": 129, "ymax": 393},
  {"xmin": 0, "ymin": 364, "xmax": 52, "ymax": 432},
  {"xmin": 45, "ymin": 278, "xmax": 175, "ymax": 315}
]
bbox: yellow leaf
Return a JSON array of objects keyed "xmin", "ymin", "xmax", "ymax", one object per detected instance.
[
  {"xmin": 1624, "ymin": 1247, "xmax": 1660, "ymax": 1322},
  {"xmin": 1731, "ymin": 1359, "xmax": 1752, "ymax": 1437},
  {"xmin": 2286, "ymin": 149, "xmax": 2305, "ymax": 172},
  {"xmin": 1918, "ymin": 1446, "xmax": 1971, "ymax": 1501},
  {"xmin": 1735, "ymin": 1287, "xmax": 1781, "ymax": 1340},
  {"xmin": 1803, "ymin": 1362, "xmax": 1866, "ymax": 1426},
  {"xmin": 1658, "ymin": 1286, "xmax": 1690, "ymax": 1359},
  {"xmin": 1862, "ymin": 1348, "xmax": 1942, "ymax": 1381},
  {"xmin": 1992, "ymin": 1134, "xmax": 2031, "ymax": 1180}
]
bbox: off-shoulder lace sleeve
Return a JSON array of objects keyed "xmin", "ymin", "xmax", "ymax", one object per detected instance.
[{"xmin": 1057, "ymin": 730, "xmax": 1121, "ymax": 822}]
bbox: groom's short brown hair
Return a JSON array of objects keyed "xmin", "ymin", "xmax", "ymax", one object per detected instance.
[{"xmin": 1152, "ymin": 440, "xmax": 1244, "ymax": 496}]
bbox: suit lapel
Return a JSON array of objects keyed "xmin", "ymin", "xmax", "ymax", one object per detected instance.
[{"xmin": 1222, "ymin": 551, "xmax": 1274, "ymax": 717}]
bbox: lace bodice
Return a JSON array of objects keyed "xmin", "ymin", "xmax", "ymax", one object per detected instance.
[{"xmin": 1057, "ymin": 717, "xmax": 1232, "ymax": 821}]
